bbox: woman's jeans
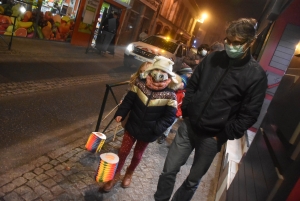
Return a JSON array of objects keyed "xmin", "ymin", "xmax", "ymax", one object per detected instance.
[{"xmin": 154, "ymin": 119, "xmax": 219, "ymax": 201}]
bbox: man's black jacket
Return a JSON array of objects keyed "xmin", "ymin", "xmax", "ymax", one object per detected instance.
[{"xmin": 181, "ymin": 50, "xmax": 268, "ymax": 144}]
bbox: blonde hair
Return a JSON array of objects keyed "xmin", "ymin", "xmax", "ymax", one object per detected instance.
[{"xmin": 129, "ymin": 62, "xmax": 152, "ymax": 87}]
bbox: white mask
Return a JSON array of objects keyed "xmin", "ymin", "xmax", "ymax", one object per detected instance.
[
  {"xmin": 150, "ymin": 70, "xmax": 169, "ymax": 82},
  {"xmin": 201, "ymin": 50, "xmax": 208, "ymax": 56}
]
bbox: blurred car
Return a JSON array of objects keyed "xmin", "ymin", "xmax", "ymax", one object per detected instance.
[{"xmin": 123, "ymin": 35, "xmax": 189, "ymax": 72}]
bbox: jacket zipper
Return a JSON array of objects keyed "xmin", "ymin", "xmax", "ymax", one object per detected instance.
[{"xmin": 197, "ymin": 65, "xmax": 232, "ymax": 122}]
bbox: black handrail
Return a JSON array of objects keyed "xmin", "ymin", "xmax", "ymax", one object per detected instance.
[{"xmin": 95, "ymin": 81, "xmax": 129, "ymax": 132}]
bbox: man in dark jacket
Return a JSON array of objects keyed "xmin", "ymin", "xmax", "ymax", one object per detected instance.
[{"xmin": 154, "ymin": 18, "xmax": 268, "ymax": 201}]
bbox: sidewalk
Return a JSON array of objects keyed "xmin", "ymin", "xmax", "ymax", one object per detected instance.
[
  {"xmin": 0, "ymin": 120, "xmax": 223, "ymax": 201},
  {"xmin": 0, "ymin": 38, "xmax": 223, "ymax": 201}
]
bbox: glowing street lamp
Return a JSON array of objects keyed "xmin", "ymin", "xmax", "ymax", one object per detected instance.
[{"xmin": 197, "ymin": 13, "xmax": 208, "ymax": 23}]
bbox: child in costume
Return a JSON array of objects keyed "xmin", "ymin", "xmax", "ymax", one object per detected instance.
[{"xmin": 102, "ymin": 56, "xmax": 178, "ymax": 192}]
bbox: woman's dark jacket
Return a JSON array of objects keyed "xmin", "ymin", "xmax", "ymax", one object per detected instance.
[
  {"xmin": 181, "ymin": 50, "xmax": 268, "ymax": 144},
  {"xmin": 114, "ymin": 78, "xmax": 177, "ymax": 142}
]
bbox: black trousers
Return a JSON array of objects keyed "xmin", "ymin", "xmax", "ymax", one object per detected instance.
[{"xmin": 154, "ymin": 119, "xmax": 219, "ymax": 201}]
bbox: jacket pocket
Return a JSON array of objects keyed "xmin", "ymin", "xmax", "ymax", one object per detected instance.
[{"xmin": 200, "ymin": 106, "xmax": 231, "ymax": 133}]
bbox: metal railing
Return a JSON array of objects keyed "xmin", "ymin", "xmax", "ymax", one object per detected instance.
[{"xmin": 95, "ymin": 81, "xmax": 129, "ymax": 133}]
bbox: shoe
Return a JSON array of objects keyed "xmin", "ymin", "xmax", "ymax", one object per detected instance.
[
  {"xmin": 102, "ymin": 172, "xmax": 121, "ymax": 192},
  {"xmin": 157, "ymin": 135, "xmax": 166, "ymax": 144},
  {"xmin": 121, "ymin": 168, "xmax": 134, "ymax": 188}
]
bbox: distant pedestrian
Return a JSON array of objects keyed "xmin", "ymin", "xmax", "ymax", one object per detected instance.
[
  {"xmin": 210, "ymin": 41, "xmax": 224, "ymax": 52},
  {"xmin": 182, "ymin": 44, "xmax": 210, "ymax": 70},
  {"xmin": 101, "ymin": 56, "xmax": 178, "ymax": 192},
  {"xmin": 154, "ymin": 18, "xmax": 268, "ymax": 201},
  {"xmin": 139, "ymin": 29, "xmax": 149, "ymax": 41}
]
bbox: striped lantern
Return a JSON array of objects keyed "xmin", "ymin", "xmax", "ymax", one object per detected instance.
[
  {"xmin": 95, "ymin": 153, "xmax": 119, "ymax": 183},
  {"xmin": 85, "ymin": 132, "xmax": 106, "ymax": 153}
]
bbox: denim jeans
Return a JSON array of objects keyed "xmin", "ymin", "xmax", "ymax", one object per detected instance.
[{"xmin": 154, "ymin": 119, "xmax": 219, "ymax": 201}]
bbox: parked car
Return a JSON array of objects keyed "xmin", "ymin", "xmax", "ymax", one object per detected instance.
[{"xmin": 123, "ymin": 35, "xmax": 189, "ymax": 72}]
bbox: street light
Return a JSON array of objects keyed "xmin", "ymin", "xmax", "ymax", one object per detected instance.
[{"xmin": 197, "ymin": 13, "xmax": 208, "ymax": 23}]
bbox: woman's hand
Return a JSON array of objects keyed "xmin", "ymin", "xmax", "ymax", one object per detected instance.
[{"xmin": 115, "ymin": 116, "xmax": 122, "ymax": 122}]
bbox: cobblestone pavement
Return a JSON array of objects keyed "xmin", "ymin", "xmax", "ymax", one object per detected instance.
[{"xmin": 0, "ymin": 120, "xmax": 223, "ymax": 201}]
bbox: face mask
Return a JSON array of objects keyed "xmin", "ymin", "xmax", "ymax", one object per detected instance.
[
  {"xmin": 201, "ymin": 50, "xmax": 208, "ymax": 56},
  {"xmin": 150, "ymin": 70, "xmax": 169, "ymax": 82},
  {"xmin": 225, "ymin": 43, "xmax": 247, "ymax": 59}
]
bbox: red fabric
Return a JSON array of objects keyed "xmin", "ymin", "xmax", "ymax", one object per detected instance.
[
  {"xmin": 175, "ymin": 89, "xmax": 185, "ymax": 117},
  {"xmin": 115, "ymin": 131, "xmax": 149, "ymax": 174}
]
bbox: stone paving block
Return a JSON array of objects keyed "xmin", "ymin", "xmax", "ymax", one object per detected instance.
[
  {"xmin": 23, "ymin": 172, "xmax": 36, "ymax": 180},
  {"xmin": 82, "ymin": 177, "xmax": 95, "ymax": 186},
  {"xmin": 54, "ymin": 164, "xmax": 65, "ymax": 171},
  {"xmin": 26, "ymin": 179, "xmax": 39, "ymax": 188},
  {"xmin": 1, "ymin": 183, "xmax": 16, "ymax": 194},
  {"xmin": 68, "ymin": 156, "xmax": 80, "ymax": 162},
  {"xmin": 73, "ymin": 148, "xmax": 82, "ymax": 153},
  {"xmin": 58, "ymin": 180, "xmax": 73, "ymax": 190},
  {"xmin": 45, "ymin": 169, "xmax": 57, "ymax": 177},
  {"xmin": 42, "ymin": 178, "xmax": 57, "ymax": 188},
  {"xmin": 61, "ymin": 169, "xmax": 73, "ymax": 177},
  {"xmin": 22, "ymin": 191, "xmax": 39, "ymax": 201},
  {"xmin": 50, "ymin": 185, "xmax": 65, "ymax": 195},
  {"xmin": 3, "ymin": 191, "xmax": 23, "ymax": 201},
  {"xmin": 0, "ymin": 175, "xmax": 13, "ymax": 188},
  {"xmin": 49, "ymin": 159, "xmax": 60, "ymax": 166},
  {"xmin": 73, "ymin": 181, "xmax": 87, "ymax": 189},
  {"xmin": 63, "ymin": 151, "xmax": 77, "ymax": 159},
  {"xmin": 48, "ymin": 147, "xmax": 69, "ymax": 159},
  {"xmin": 33, "ymin": 167, "xmax": 44, "ymax": 175},
  {"xmin": 33, "ymin": 185, "xmax": 48, "ymax": 196},
  {"xmin": 75, "ymin": 150, "xmax": 87, "ymax": 158},
  {"xmin": 67, "ymin": 174, "xmax": 80, "ymax": 183},
  {"xmin": 52, "ymin": 173, "xmax": 65, "ymax": 183},
  {"xmin": 41, "ymin": 164, "xmax": 53, "ymax": 171},
  {"xmin": 32, "ymin": 156, "xmax": 50, "ymax": 167},
  {"xmin": 14, "ymin": 185, "xmax": 33, "ymax": 195},
  {"xmin": 57, "ymin": 155, "xmax": 68, "ymax": 163},
  {"xmin": 13, "ymin": 164, "xmax": 36, "ymax": 177},
  {"xmin": 12, "ymin": 177, "xmax": 27, "ymax": 187},
  {"xmin": 40, "ymin": 191, "xmax": 55, "ymax": 201},
  {"xmin": 35, "ymin": 174, "xmax": 49, "ymax": 182}
]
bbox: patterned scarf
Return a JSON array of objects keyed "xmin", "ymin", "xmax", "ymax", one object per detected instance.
[{"xmin": 146, "ymin": 75, "xmax": 171, "ymax": 91}]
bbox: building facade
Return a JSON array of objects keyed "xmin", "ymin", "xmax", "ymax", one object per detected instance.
[{"xmin": 117, "ymin": 0, "xmax": 200, "ymax": 46}]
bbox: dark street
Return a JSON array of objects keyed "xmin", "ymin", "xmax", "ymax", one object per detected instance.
[{"xmin": 0, "ymin": 37, "xmax": 134, "ymax": 174}]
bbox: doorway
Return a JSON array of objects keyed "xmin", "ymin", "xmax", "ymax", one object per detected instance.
[{"xmin": 91, "ymin": 2, "xmax": 122, "ymax": 46}]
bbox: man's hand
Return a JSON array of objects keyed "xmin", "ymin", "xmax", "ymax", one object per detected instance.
[
  {"xmin": 115, "ymin": 116, "xmax": 122, "ymax": 122},
  {"xmin": 213, "ymin": 136, "xmax": 218, "ymax": 141},
  {"xmin": 195, "ymin": 60, "xmax": 200, "ymax": 64}
]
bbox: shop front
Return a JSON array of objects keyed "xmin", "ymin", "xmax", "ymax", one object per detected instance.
[
  {"xmin": 71, "ymin": 0, "xmax": 130, "ymax": 46},
  {"xmin": 0, "ymin": 0, "xmax": 79, "ymax": 41},
  {"xmin": 0, "ymin": 0, "xmax": 130, "ymax": 46}
]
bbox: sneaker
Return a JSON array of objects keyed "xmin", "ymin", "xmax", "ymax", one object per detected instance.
[{"xmin": 157, "ymin": 135, "xmax": 166, "ymax": 144}]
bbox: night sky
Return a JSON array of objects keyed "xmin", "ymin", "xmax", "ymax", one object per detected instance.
[{"xmin": 195, "ymin": 0, "xmax": 268, "ymax": 22}]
